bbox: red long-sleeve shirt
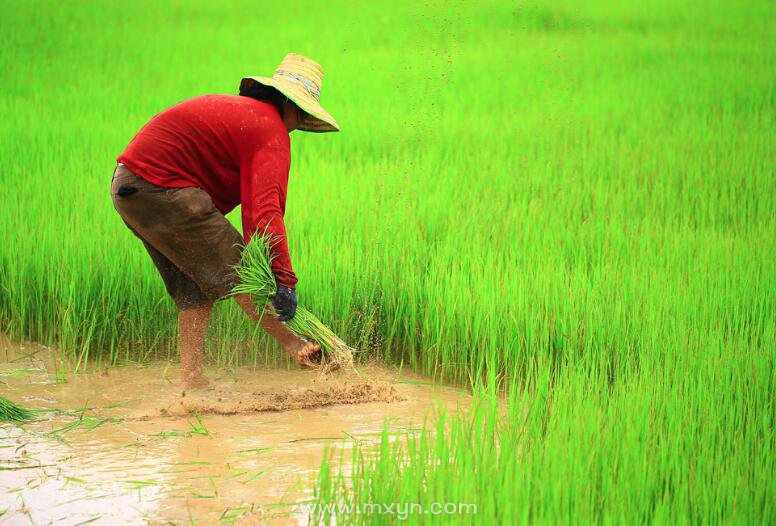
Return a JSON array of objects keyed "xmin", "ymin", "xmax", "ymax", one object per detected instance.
[{"xmin": 118, "ymin": 94, "xmax": 297, "ymax": 288}]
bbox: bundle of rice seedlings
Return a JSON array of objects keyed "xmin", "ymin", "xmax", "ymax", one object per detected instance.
[
  {"xmin": 0, "ymin": 395, "xmax": 32, "ymax": 423},
  {"xmin": 232, "ymin": 234, "xmax": 355, "ymax": 371}
]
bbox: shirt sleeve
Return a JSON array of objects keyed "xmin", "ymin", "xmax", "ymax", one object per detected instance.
[{"xmin": 240, "ymin": 144, "xmax": 298, "ymax": 288}]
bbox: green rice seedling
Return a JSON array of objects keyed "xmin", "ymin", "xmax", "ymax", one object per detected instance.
[
  {"xmin": 0, "ymin": 396, "xmax": 32, "ymax": 423},
  {"xmin": 233, "ymin": 234, "xmax": 354, "ymax": 370},
  {"xmin": 219, "ymin": 506, "xmax": 253, "ymax": 522},
  {"xmin": 123, "ymin": 480, "xmax": 160, "ymax": 490},
  {"xmin": 0, "ymin": 369, "xmax": 38, "ymax": 378},
  {"xmin": 242, "ymin": 469, "xmax": 269, "ymax": 484},
  {"xmin": 48, "ymin": 415, "xmax": 122, "ymax": 436},
  {"xmin": 188, "ymin": 413, "xmax": 209, "ymax": 436}
]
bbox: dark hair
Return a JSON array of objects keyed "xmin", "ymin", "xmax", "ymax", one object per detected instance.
[
  {"xmin": 239, "ymin": 83, "xmax": 289, "ymax": 117},
  {"xmin": 239, "ymin": 83, "xmax": 310, "ymax": 123}
]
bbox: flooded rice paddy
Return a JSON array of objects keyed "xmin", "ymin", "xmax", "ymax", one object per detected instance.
[{"xmin": 0, "ymin": 339, "xmax": 469, "ymax": 524}]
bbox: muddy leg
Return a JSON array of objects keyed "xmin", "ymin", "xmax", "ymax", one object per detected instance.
[
  {"xmin": 179, "ymin": 303, "xmax": 213, "ymax": 391},
  {"xmin": 233, "ymin": 294, "xmax": 320, "ymax": 364}
]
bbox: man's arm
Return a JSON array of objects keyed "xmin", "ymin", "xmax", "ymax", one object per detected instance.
[{"xmin": 239, "ymin": 145, "xmax": 298, "ymax": 290}]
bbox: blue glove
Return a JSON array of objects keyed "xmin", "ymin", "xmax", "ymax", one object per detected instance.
[{"xmin": 271, "ymin": 285, "xmax": 297, "ymax": 322}]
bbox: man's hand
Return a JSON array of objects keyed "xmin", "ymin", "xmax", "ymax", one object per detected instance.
[{"xmin": 271, "ymin": 285, "xmax": 297, "ymax": 322}]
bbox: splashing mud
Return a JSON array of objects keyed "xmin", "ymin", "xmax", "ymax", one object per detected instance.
[
  {"xmin": 0, "ymin": 337, "xmax": 469, "ymax": 524},
  {"xmin": 163, "ymin": 381, "xmax": 404, "ymax": 418}
]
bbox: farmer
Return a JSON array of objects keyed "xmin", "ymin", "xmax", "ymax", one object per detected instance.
[{"xmin": 111, "ymin": 53, "xmax": 338, "ymax": 391}]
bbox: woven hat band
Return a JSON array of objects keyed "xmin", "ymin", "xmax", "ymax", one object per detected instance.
[
  {"xmin": 274, "ymin": 70, "xmax": 321, "ymax": 101},
  {"xmin": 239, "ymin": 52, "xmax": 339, "ymax": 132}
]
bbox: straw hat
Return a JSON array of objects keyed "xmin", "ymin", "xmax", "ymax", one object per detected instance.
[{"xmin": 240, "ymin": 53, "xmax": 339, "ymax": 133}]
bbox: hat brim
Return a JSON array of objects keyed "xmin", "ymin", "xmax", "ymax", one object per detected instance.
[{"xmin": 240, "ymin": 76, "xmax": 339, "ymax": 133}]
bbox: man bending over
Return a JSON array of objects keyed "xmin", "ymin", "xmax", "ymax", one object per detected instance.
[{"xmin": 111, "ymin": 54, "xmax": 339, "ymax": 390}]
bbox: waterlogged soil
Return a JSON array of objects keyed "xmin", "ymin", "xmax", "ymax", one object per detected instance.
[{"xmin": 0, "ymin": 339, "xmax": 469, "ymax": 525}]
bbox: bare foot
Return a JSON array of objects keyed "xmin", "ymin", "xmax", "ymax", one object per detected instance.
[
  {"xmin": 287, "ymin": 340, "xmax": 322, "ymax": 367},
  {"xmin": 181, "ymin": 374, "xmax": 211, "ymax": 393}
]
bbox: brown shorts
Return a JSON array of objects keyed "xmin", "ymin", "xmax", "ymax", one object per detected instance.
[{"xmin": 111, "ymin": 164, "xmax": 243, "ymax": 309}]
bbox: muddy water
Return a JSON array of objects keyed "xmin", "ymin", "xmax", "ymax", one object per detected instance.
[{"xmin": 0, "ymin": 340, "xmax": 469, "ymax": 524}]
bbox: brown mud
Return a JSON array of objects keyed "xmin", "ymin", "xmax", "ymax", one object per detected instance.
[
  {"xmin": 0, "ymin": 338, "xmax": 469, "ymax": 524},
  {"xmin": 163, "ymin": 381, "xmax": 404, "ymax": 418}
]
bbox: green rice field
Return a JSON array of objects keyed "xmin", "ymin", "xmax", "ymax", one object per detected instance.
[{"xmin": 1, "ymin": 0, "xmax": 774, "ymax": 523}]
